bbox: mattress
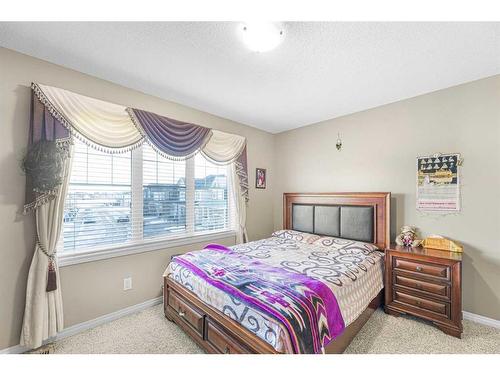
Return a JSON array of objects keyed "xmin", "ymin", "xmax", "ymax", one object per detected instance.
[{"xmin": 165, "ymin": 229, "xmax": 384, "ymax": 353}]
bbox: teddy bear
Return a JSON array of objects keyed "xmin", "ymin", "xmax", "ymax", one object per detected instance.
[{"xmin": 395, "ymin": 226, "xmax": 422, "ymax": 247}]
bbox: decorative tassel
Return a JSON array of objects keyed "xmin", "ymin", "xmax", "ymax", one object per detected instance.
[{"xmin": 46, "ymin": 260, "xmax": 57, "ymax": 292}]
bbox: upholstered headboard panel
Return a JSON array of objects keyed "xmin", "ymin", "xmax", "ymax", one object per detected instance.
[
  {"xmin": 284, "ymin": 193, "xmax": 390, "ymax": 249},
  {"xmin": 292, "ymin": 204, "xmax": 374, "ymax": 242}
]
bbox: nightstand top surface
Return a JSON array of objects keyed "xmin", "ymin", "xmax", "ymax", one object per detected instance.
[{"xmin": 387, "ymin": 244, "xmax": 462, "ymax": 261}]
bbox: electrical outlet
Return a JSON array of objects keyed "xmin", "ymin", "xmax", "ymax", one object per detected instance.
[{"xmin": 123, "ymin": 277, "xmax": 132, "ymax": 291}]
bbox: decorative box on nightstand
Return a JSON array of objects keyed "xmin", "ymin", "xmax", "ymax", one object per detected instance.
[{"xmin": 384, "ymin": 245, "xmax": 463, "ymax": 338}]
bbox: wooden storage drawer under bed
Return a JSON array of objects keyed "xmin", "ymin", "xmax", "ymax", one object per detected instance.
[
  {"xmin": 204, "ymin": 318, "xmax": 251, "ymax": 354},
  {"xmin": 166, "ymin": 288, "xmax": 204, "ymax": 337},
  {"xmin": 164, "ymin": 278, "xmax": 269, "ymax": 354}
]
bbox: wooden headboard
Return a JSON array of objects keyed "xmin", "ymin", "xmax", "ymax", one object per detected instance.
[{"xmin": 283, "ymin": 192, "xmax": 391, "ymax": 250}]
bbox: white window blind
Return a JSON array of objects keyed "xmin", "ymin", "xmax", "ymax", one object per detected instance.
[
  {"xmin": 194, "ymin": 153, "xmax": 231, "ymax": 232},
  {"xmin": 61, "ymin": 139, "xmax": 235, "ymax": 254},
  {"xmin": 62, "ymin": 139, "xmax": 132, "ymax": 251},
  {"xmin": 142, "ymin": 144, "xmax": 187, "ymax": 239}
]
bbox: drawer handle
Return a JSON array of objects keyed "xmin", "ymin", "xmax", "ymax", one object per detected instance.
[
  {"xmin": 416, "ymin": 266, "xmax": 423, "ymax": 272},
  {"xmin": 178, "ymin": 310, "xmax": 186, "ymax": 317},
  {"xmin": 415, "ymin": 283, "xmax": 422, "ymax": 289},
  {"xmin": 415, "ymin": 301, "xmax": 421, "ymax": 306},
  {"xmin": 224, "ymin": 346, "xmax": 230, "ymax": 354}
]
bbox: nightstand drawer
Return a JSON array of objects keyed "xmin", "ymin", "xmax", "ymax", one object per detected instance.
[
  {"xmin": 393, "ymin": 257, "xmax": 450, "ymax": 280},
  {"xmin": 395, "ymin": 275, "xmax": 449, "ymax": 298},
  {"xmin": 394, "ymin": 290, "xmax": 450, "ymax": 317}
]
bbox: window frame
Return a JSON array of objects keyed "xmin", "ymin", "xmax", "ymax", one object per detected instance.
[{"xmin": 58, "ymin": 144, "xmax": 237, "ymax": 267}]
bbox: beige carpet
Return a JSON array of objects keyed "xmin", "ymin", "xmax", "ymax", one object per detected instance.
[{"xmin": 53, "ymin": 304, "xmax": 500, "ymax": 354}]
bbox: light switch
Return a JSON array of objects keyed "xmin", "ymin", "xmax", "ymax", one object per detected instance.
[{"xmin": 123, "ymin": 277, "xmax": 132, "ymax": 291}]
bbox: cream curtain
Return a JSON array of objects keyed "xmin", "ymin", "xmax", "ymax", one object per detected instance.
[
  {"xmin": 201, "ymin": 130, "xmax": 248, "ymax": 243},
  {"xmin": 20, "ymin": 145, "xmax": 73, "ymax": 349},
  {"xmin": 201, "ymin": 130, "xmax": 246, "ymax": 164},
  {"xmin": 34, "ymin": 83, "xmax": 143, "ymax": 151},
  {"xmin": 230, "ymin": 163, "xmax": 248, "ymax": 244}
]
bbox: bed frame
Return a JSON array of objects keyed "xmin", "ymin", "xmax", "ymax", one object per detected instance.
[{"xmin": 164, "ymin": 192, "xmax": 391, "ymax": 354}]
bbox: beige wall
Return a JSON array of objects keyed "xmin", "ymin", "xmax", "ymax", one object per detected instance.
[
  {"xmin": 273, "ymin": 75, "xmax": 500, "ymax": 320},
  {"xmin": 0, "ymin": 47, "xmax": 275, "ymax": 350}
]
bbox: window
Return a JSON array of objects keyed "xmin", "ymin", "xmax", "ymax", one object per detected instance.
[
  {"xmin": 62, "ymin": 140, "xmax": 132, "ymax": 251},
  {"xmin": 142, "ymin": 144, "xmax": 186, "ymax": 238},
  {"xmin": 61, "ymin": 139, "xmax": 235, "ymax": 255},
  {"xmin": 194, "ymin": 154, "xmax": 229, "ymax": 232}
]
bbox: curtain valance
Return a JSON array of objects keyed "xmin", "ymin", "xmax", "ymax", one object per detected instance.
[
  {"xmin": 26, "ymin": 83, "xmax": 249, "ymax": 212},
  {"xmin": 127, "ymin": 108, "xmax": 212, "ymax": 160},
  {"xmin": 201, "ymin": 130, "xmax": 246, "ymax": 164},
  {"xmin": 33, "ymin": 83, "xmax": 143, "ymax": 151}
]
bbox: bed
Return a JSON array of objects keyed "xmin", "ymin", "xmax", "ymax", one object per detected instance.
[{"xmin": 163, "ymin": 192, "xmax": 391, "ymax": 354}]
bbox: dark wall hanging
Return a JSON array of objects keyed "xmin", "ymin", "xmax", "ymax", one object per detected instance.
[{"xmin": 256, "ymin": 168, "xmax": 266, "ymax": 189}]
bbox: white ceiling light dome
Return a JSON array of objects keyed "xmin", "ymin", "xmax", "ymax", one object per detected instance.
[{"xmin": 239, "ymin": 22, "xmax": 285, "ymax": 52}]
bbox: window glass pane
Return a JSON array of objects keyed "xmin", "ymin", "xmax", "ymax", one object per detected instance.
[
  {"xmin": 62, "ymin": 139, "xmax": 132, "ymax": 252},
  {"xmin": 113, "ymin": 155, "xmax": 132, "ymax": 185},
  {"xmin": 87, "ymin": 154, "xmax": 112, "ymax": 184},
  {"xmin": 142, "ymin": 144, "xmax": 186, "ymax": 238},
  {"xmin": 157, "ymin": 161, "xmax": 174, "ymax": 184},
  {"xmin": 143, "ymin": 160, "xmax": 157, "ymax": 185},
  {"xmin": 194, "ymin": 154, "xmax": 229, "ymax": 232},
  {"xmin": 142, "ymin": 144, "xmax": 158, "ymax": 161},
  {"xmin": 70, "ymin": 151, "xmax": 88, "ymax": 184}
]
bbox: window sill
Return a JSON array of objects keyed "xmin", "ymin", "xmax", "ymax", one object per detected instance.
[{"xmin": 58, "ymin": 230, "xmax": 238, "ymax": 267}]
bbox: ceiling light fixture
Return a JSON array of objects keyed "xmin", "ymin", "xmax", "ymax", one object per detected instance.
[{"xmin": 239, "ymin": 22, "xmax": 284, "ymax": 52}]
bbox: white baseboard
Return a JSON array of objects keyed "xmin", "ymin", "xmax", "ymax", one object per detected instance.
[
  {"xmin": 2, "ymin": 302, "xmax": 498, "ymax": 354},
  {"xmin": 463, "ymin": 310, "xmax": 500, "ymax": 329},
  {"xmin": 0, "ymin": 344, "xmax": 26, "ymax": 354},
  {"xmin": 0, "ymin": 296, "xmax": 163, "ymax": 354},
  {"xmin": 55, "ymin": 296, "xmax": 163, "ymax": 341}
]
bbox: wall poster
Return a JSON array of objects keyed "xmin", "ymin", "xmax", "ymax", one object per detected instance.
[{"xmin": 416, "ymin": 153, "xmax": 461, "ymax": 212}]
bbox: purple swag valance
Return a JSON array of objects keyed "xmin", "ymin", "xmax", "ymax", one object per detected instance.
[
  {"xmin": 29, "ymin": 91, "xmax": 71, "ymax": 145},
  {"xmin": 127, "ymin": 108, "xmax": 212, "ymax": 160}
]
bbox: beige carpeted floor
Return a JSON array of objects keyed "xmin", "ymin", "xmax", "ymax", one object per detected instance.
[{"xmin": 53, "ymin": 304, "xmax": 500, "ymax": 354}]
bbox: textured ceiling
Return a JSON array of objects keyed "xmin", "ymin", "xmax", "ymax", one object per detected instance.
[{"xmin": 0, "ymin": 22, "xmax": 499, "ymax": 133}]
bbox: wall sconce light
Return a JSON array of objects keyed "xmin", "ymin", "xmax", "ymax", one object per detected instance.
[{"xmin": 336, "ymin": 133, "xmax": 342, "ymax": 151}]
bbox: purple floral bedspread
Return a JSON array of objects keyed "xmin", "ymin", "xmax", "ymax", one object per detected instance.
[{"xmin": 172, "ymin": 243, "xmax": 345, "ymax": 354}]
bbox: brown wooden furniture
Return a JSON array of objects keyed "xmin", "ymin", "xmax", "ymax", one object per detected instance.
[
  {"xmin": 283, "ymin": 192, "xmax": 391, "ymax": 250},
  {"xmin": 164, "ymin": 192, "xmax": 391, "ymax": 353},
  {"xmin": 384, "ymin": 245, "xmax": 463, "ymax": 338}
]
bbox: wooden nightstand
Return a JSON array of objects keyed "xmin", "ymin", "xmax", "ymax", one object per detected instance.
[{"xmin": 384, "ymin": 245, "xmax": 463, "ymax": 338}]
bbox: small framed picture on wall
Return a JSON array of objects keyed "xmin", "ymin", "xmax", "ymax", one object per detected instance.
[{"xmin": 255, "ymin": 168, "xmax": 266, "ymax": 189}]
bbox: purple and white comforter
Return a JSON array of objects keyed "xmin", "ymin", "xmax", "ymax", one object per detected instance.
[{"xmin": 165, "ymin": 230, "xmax": 384, "ymax": 353}]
